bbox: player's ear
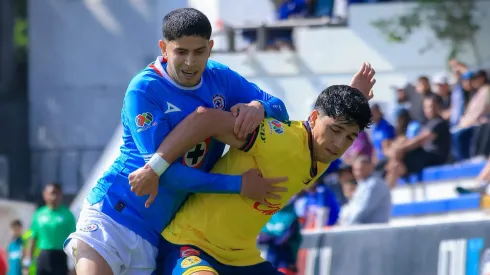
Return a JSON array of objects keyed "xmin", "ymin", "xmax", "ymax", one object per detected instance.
[
  {"xmin": 309, "ymin": 109, "xmax": 319, "ymax": 128},
  {"xmin": 208, "ymin": 40, "xmax": 214, "ymax": 56},
  {"xmin": 159, "ymin": 40, "xmax": 167, "ymax": 56}
]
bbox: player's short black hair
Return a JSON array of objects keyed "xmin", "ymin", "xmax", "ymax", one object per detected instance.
[
  {"xmin": 45, "ymin": 182, "xmax": 62, "ymax": 192},
  {"xmin": 314, "ymin": 85, "xmax": 372, "ymax": 132},
  {"xmin": 162, "ymin": 8, "xmax": 212, "ymax": 41},
  {"xmin": 11, "ymin": 219, "xmax": 22, "ymax": 228}
]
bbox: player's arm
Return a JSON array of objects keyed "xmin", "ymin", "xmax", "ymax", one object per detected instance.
[
  {"xmin": 152, "ymin": 107, "xmax": 261, "ymax": 165},
  {"xmin": 226, "ymin": 68, "xmax": 289, "ymax": 121},
  {"xmin": 124, "ymin": 89, "xmax": 241, "ymax": 193}
]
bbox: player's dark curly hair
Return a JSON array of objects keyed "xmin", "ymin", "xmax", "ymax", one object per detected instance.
[
  {"xmin": 314, "ymin": 85, "xmax": 372, "ymax": 131},
  {"xmin": 162, "ymin": 8, "xmax": 212, "ymax": 41}
]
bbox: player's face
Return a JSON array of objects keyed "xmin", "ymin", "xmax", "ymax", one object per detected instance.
[
  {"xmin": 309, "ymin": 110, "xmax": 360, "ymax": 164},
  {"xmin": 159, "ymin": 36, "xmax": 214, "ymax": 87}
]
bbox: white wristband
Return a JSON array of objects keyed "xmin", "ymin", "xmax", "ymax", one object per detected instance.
[
  {"xmin": 148, "ymin": 154, "xmax": 170, "ymax": 176},
  {"xmin": 23, "ymin": 258, "xmax": 31, "ymax": 267}
]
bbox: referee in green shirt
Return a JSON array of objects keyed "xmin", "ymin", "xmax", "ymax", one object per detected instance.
[{"xmin": 24, "ymin": 183, "xmax": 76, "ymax": 275}]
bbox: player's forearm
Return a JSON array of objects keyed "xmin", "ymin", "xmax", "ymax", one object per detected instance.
[
  {"xmin": 160, "ymin": 163, "xmax": 242, "ymax": 193},
  {"xmin": 155, "ymin": 107, "xmax": 244, "ymax": 164}
]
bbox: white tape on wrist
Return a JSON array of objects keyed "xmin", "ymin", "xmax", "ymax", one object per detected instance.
[
  {"xmin": 148, "ymin": 154, "xmax": 170, "ymax": 176},
  {"xmin": 23, "ymin": 258, "xmax": 31, "ymax": 267}
]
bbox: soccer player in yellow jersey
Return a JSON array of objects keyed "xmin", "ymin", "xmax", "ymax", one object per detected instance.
[{"xmin": 130, "ymin": 65, "xmax": 375, "ymax": 275}]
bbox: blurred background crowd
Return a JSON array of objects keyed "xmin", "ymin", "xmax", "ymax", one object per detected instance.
[{"xmin": 1, "ymin": 0, "xmax": 490, "ymax": 274}]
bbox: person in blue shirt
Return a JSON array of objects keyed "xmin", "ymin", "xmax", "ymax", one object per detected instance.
[
  {"xmin": 7, "ymin": 220, "xmax": 23, "ymax": 275},
  {"xmin": 370, "ymin": 104, "xmax": 395, "ymax": 163},
  {"xmin": 63, "ymin": 8, "xmax": 289, "ymax": 275}
]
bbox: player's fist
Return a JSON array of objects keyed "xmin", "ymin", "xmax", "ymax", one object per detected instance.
[
  {"xmin": 231, "ymin": 101, "xmax": 265, "ymax": 140},
  {"xmin": 128, "ymin": 164, "xmax": 159, "ymax": 208},
  {"xmin": 350, "ymin": 62, "xmax": 376, "ymax": 101},
  {"xmin": 240, "ymin": 169, "xmax": 288, "ymax": 205}
]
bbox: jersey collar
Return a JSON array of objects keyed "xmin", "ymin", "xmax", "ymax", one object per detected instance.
[
  {"xmin": 303, "ymin": 121, "xmax": 318, "ymax": 180},
  {"xmin": 150, "ymin": 56, "xmax": 203, "ymax": 91}
]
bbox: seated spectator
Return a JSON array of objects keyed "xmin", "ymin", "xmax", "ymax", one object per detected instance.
[
  {"xmin": 342, "ymin": 130, "xmax": 373, "ymax": 166},
  {"xmin": 338, "ymin": 156, "xmax": 391, "ymax": 225},
  {"xmin": 376, "ymin": 109, "xmax": 421, "ymax": 175},
  {"xmin": 432, "ymin": 73, "xmax": 452, "ymax": 119},
  {"xmin": 408, "ymin": 75, "xmax": 442, "ymax": 124},
  {"xmin": 393, "ymin": 84, "xmax": 412, "ymax": 115},
  {"xmin": 370, "ymin": 104, "xmax": 395, "ymax": 166},
  {"xmin": 385, "ymin": 95, "xmax": 451, "ymax": 187},
  {"xmin": 340, "ymin": 178, "xmax": 357, "ymax": 202},
  {"xmin": 315, "ymin": 0, "xmax": 334, "ymax": 17},
  {"xmin": 452, "ymin": 70, "xmax": 490, "ymax": 161},
  {"xmin": 258, "ymin": 200, "xmax": 301, "ymax": 275}
]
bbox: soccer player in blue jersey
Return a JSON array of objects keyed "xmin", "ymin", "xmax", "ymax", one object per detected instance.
[{"xmin": 63, "ymin": 8, "xmax": 290, "ymax": 275}]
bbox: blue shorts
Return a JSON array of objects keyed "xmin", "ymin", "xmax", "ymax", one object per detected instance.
[{"xmin": 157, "ymin": 239, "xmax": 285, "ymax": 275}]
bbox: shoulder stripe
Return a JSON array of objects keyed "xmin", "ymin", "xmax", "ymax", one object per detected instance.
[
  {"xmin": 239, "ymin": 125, "xmax": 260, "ymax": 152},
  {"xmin": 149, "ymin": 63, "xmax": 163, "ymax": 77}
]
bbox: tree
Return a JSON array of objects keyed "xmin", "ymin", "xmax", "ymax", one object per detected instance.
[{"xmin": 371, "ymin": 0, "xmax": 483, "ymax": 64}]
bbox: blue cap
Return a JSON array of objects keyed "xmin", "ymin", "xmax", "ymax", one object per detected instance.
[{"xmin": 461, "ymin": 71, "xmax": 474, "ymax": 80}]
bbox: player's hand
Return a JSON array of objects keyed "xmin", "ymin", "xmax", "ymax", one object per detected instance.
[
  {"xmin": 240, "ymin": 169, "xmax": 288, "ymax": 205},
  {"xmin": 349, "ymin": 62, "xmax": 376, "ymax": 101},
  {"xmin": 230, "ymin": 101, "xmax": 265, "ymax": 140},
  {"xmin": 128, "ymin": 164, "xmax": 159, "ymax": 208}
]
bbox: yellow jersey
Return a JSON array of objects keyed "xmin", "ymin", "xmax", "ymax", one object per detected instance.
[{"xmin": 162, "ymin": 118, "xmax": 330, "ymax": 266}]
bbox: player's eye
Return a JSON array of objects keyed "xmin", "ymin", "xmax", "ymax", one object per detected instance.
[
  {"xmin": 330, "ymin": 126, "xmax": 340, "ymax": 133},
  {"xmin": 195, "ymin": 50, "xmax": 205, "ymax": 55}
]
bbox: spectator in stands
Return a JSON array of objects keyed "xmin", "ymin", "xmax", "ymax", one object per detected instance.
[
  {"xmin": 258, "ymin": 200, "xmax": 301, "ymax": 275},
  {"xmin": 432, "ymin": 73, "xmax": 451, "ymax": 119},
  {"xmin": 342, "ymin": 130, "xmax": 373, "ymax": 166},
  {"xmin": 375, "ymin": 109, "xmax": 420, "ymax": 178},
  {"xmin": 408, "ymin": 76, "xmax": 441, "ymax": 124},
  {"xmin": 294, "ymin": 180, "xmax": 340, "ymax": 229},
  {"xmin": 452, "ymin": 70, "xmax": 490, "ymax": 161},
  {"xmin": 337, "ymin": 164, "xmax": 355, "ymax": 205},
  {"xmin": 448, "ymin": 59, "xmax": 471, "ymax": 126},
  {"xmin": 393, "ymin": 85, "xmax": 411, "ymax": 113},
  {"xmin": 385, "ymin": 95, "xmax": 451, "ymax": 187},
  {"xmin": 24, "ymin": 183, "xmax": 75, "ymax": 275},
  {"xmin": 370, "ymin": 103, "xmax": 395, "ymax": 167},
  {"xmin": 7, "ymin": 220, "xmax": 23, "ymax": 275},
  {"xmin": 338, "ymin": 156, "xmax": 391, "ymax": 225}
]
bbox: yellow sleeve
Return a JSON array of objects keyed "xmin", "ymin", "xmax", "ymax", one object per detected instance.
[{"xmin": 239, "ymin": 118, "xmax": 293, "ymax": 156}]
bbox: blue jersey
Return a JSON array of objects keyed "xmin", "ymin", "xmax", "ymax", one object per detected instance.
[
  {"xmin": 87, "ymin": 56, "xmax": 289, "ymax": 246},
  {"xmin": 7, "ymin": 238, "xmax": 22, "ymax": 275}
]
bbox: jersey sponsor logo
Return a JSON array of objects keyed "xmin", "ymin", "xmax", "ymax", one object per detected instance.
[
  {"xmin": 180, "ymin": 246, "xmax": 200, "ymax": 258},
  {"xmin": 165, "ymin": 102, "xmax": 181, "ymax": 114},
  {"xmin": 135, "ymin": 112, "xmax": 157, "ymax": 132},
  {"xmin": 268, "ymin": 119, "xmax": 284, "ymax": 134},
  {"xmin": 180, "ymin": 256, "xmax": 202, "ymax": 268},
  {"xmin": 212, "ymin": 94, "xmax": 225, "ymax": 110},
  {"xmin": 182, "ymin": 138, "xmax": 210, "ymax": 168},
  {"xmin": 253, "ymin": 199, "xmax": 281, "ymax": 215},
  {"xmin": 80, "ymin": 224, "xmax": 98, "ymax": 232},
  {"xmin": 259, "ymin": 123, "xmax": 267, "ymax": 142}
]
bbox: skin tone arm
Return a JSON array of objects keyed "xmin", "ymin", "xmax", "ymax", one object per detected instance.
[{"xmin": 154, "ymin": 107, "xmax": 247, "ymax": 164}]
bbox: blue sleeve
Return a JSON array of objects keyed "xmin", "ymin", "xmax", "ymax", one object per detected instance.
[
  {"xmin": 225, "ymin": 68, "xmax": 289, "ymax": 122},
  {"xmin": 386, "ymin": 125, "xmax": 396, "ymax": 139},
  {"xmin": 123, "ymin": 88, "xmax": 241, "ymax": 194}
]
